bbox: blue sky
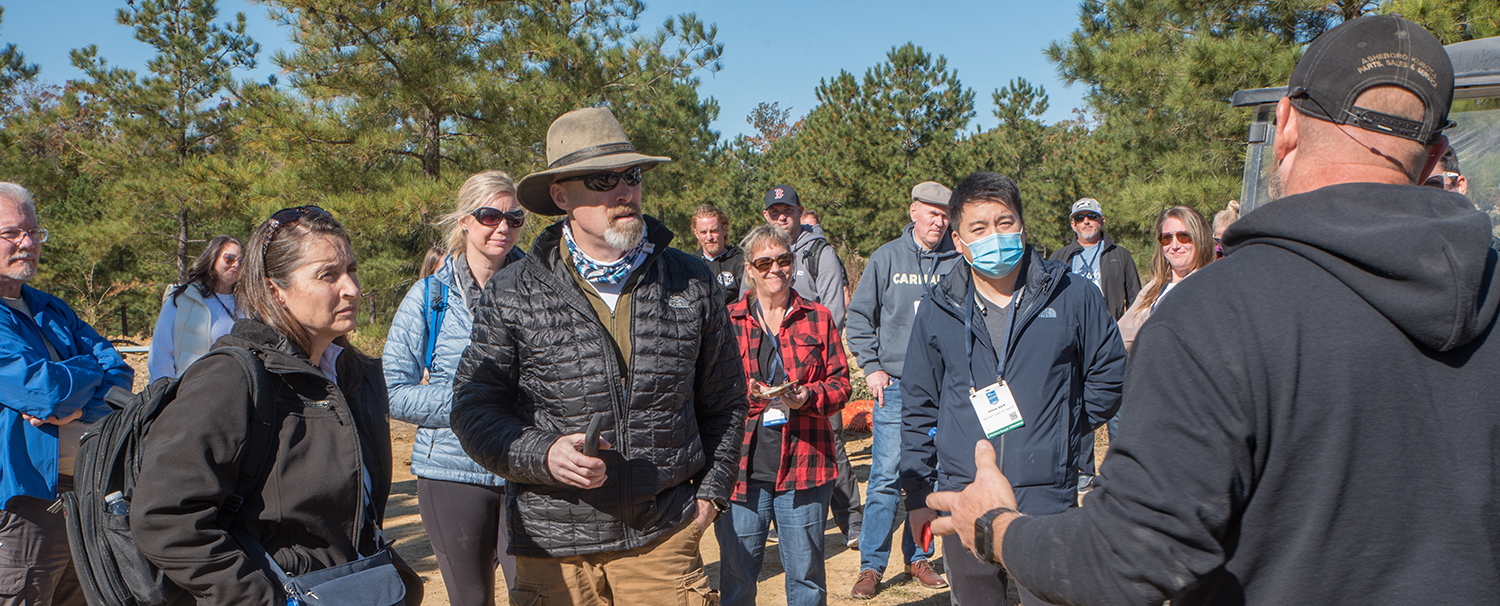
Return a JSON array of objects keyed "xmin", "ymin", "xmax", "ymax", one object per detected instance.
[{"xmin": 5, "ymin": 0, "xmax": 1092, "ymax": 139}]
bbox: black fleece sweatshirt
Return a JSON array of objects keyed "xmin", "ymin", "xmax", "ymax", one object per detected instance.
[{"xmin": 1003, "ymin": 183, "xmax": 1500, "ymax": 605}]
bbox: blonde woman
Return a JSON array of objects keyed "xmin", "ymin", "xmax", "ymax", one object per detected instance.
[
  {"xmin": 383, "ymin": 170, "xmax": 526, "ymax": 605},
  {"xmin": 1119, "ymin": 206, "xmax": 1217, "ymax": 352},
  {"xmin": 1212, "ymin": 200, "xmax": 1241, "ymax": 258}
]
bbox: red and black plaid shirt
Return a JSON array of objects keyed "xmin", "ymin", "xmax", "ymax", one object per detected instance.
[{"xmin": 728, "ymin": 292, "xmax": 851, "ymax": 500}]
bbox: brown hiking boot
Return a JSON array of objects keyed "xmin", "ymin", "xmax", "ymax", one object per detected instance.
[
  {"xmin": 907, "ymin": 560, "xmax": 949, "ymax": 589},
  {"xmin": 850, "ymin": 569, "xmax": 881, "ymax": 599}
]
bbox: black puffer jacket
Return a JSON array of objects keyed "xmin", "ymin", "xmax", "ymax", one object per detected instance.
[
  {"xmin": 453, "ymin": 216, "xmax": 748, "ymax": 557},
  {"xmin": 132, "ymin": 320, "xmax": 409, "ymax": 606}
]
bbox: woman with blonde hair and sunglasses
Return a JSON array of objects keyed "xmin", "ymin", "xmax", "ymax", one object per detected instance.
[
  {"xmin": 1119, "ymin": 205, "xmax": 1216, "ymax": 352},
  {"xmin": 133, "ymin": 206, "xmax": 421, "ymax": 604},
  {"xmin": 717, "ymin": 225, "xmax": 850, "ymax": 606},
  {"xmin": 383, "ymin": 170, "xmax": 526, "ymax": 605}
]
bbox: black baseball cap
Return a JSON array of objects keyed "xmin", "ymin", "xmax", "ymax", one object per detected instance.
[
  {"xmin": 1286, "ymin": 15, "xmax": 1454, "ymax": 144},
  {"xmin": 764, "ymin": 185, "xmax": 802, "ymax": 209}
]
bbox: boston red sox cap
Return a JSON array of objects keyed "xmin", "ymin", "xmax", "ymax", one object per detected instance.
[
  {"xmin": 1286, "ymin": 15, "xmax": 1454, "ymax": 144},
  {"xmin": 764, "ymin": 185, "xmax": 802, "ymax": 209}
]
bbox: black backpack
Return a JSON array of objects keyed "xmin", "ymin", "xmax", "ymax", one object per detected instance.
[
  {"xmin": 63, "ymin": 346, "xmax": 278, "ymax": 606},
  {"xmin": 802, "ymin": 237, "xmax": 849, "ymax": 289}
]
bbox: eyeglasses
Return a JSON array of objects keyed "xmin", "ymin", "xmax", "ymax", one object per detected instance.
[
  {"xmin": 0, "ymin": 227, "xmax": 47, "ymax": 245},
  {"xmin": 1158, "ymin": 231, "xmax": 1193, "ymax": 246},
  {"xmin": 749, "ymin": 252, "xmax": 794, "ymax": 272},
  {"xmin": 470, "ymin": 207, "xmax": 526, "ymax": 228},
  {"xmin": 221, "ymin": 253, "xmax": 241, "ymax": 266},
  {"xmin": 263, "ymin": 205, "xmax": 330, "ymax": 255},
  {"xmin": 1423, "ymin": 172, "xmax": 1460, "ymax": 189},
  {"xmin": 1072, "ymin": 213, "xmax": 1101, "ymax": 223},
  {"xmin": 556, "ymin": 166, "xmax": 644, "ymax": 192}
]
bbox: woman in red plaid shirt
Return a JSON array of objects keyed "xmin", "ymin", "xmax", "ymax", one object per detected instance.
[{"xmin": 715, "ymin": 225, "xmax": 852, "ymax": 606}]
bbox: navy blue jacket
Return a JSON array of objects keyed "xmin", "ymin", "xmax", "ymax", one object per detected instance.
[{"xmin": 900, "ymin": 250, "xmax": 1125, "ymax": 514}]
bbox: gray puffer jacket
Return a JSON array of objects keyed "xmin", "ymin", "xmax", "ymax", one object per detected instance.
[
  {"xmin": 384, "ymin": 251, "xmax": 520, "ymax": 486},
  {"xmin": 452, "ymin": 216, "xmax": 748, "ymax": 557}
]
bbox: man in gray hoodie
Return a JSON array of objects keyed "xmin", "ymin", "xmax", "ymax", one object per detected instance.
[
  {"xmin": 845, "ymin": 181, "xmax": 965, "ymax": 598},
  {"xmin": 764, "ymin": 185, "xmax": 848, "ymax": 331},
  {"xmin": 762, "ymin": 184, "xmax": 862, "ymax": 545}
]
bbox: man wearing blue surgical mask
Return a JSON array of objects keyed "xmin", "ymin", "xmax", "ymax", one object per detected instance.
[{"xmin": 897, "ymin": 172, "xmax": 1126, "ymax": 604}]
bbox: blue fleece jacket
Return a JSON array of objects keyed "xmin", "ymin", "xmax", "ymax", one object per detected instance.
[
  {"xmin": 899, "ymin": 250, "xmax": 1125, "ymax": 514},
  {"xmin": 0, "ymin": 285, "xmax": 133, "ymax": 507}
]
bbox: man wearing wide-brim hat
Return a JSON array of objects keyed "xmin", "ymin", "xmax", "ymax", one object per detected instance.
[{"xmin": 452, "ymin": 107, "xmax": 747, "ymax": 604}]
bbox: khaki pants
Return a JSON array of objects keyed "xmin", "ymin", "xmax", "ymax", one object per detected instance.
[{"xmin": 508, "ymin": 520, "xmax": 716, "ymax": 606}]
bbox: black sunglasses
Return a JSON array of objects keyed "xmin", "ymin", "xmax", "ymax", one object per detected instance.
[
  {"xmin": 1072, "ymin": 213, "xmax": 1101, "ymax": 223},
  {"xmin": 470, "ymin": 207, "xmax": 526, "ymax": 228},
  {"xmin": 749, "ymin": 252, "xmax": 794, "ymax": 272},
  {"xmin": 263, "ymin": 206, "xmax": 330, "ymax": 255},
  {"xmin": 556, "ymin": 166, "xmax": 644, "ymax": 192}
]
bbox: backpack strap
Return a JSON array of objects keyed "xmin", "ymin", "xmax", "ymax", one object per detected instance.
[
  {"xmin": 212, "ymin": 347, "xmax": 279, "ymax": 519},
  {"xmin": 423, "ymin": 276, "xmax": 449, "ymax": 370}
]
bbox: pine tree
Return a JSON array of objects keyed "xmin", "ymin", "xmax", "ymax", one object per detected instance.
[
  {"xmin": 778, "ymin": 43, "xmax": 975, "ymax": 254},
  {"xmin": 68, "ymin": 0, "xmax": 260, "ymax": 282},
  {"xmin": 0, "ymin": 8, "xmax": 39, "ymax": 97},
  {"xmin": 1042, "ymin": 0, "xmax": 1368, "ymax": 254}
]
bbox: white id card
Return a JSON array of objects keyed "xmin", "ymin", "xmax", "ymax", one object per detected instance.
[
  {"xmin": 762, "ymin": 400, "xmax": 790, "ymax": 427},
  {"xmin": 970, "ymin": 381, "xmax": 1024, "ymax": 438}
]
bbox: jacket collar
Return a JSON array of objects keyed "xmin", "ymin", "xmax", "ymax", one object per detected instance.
[
  {"xmin": 903, "ymin": 223, "xmax": 959, "ymax": 257},
  {"xmin": 530, "ymin": 215, "xmax": 674, "ymax": 273},
  {"xmin": 931, "ymin": 247, "xmax": 1063, "ymax": 318},
  {"xmin": 730, "ymin": 290, "xmax": 815, "ymax": 322}
]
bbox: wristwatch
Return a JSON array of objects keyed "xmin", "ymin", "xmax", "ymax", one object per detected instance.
[{"xmin": 975, "ymin": 507, "xmax": 1020, "ymax": 567}]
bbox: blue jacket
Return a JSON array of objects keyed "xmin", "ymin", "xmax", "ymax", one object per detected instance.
[
  {"xmin": 0, "ymin": 285, "xmax": 133, "ymax": 506},
  {"xmin": 384, "ymin": 254, "xmax": 519, "ymax": 486},
  {"xmin": 900, "ymin": 250, "xmax": 1125, "ymax": 515}
]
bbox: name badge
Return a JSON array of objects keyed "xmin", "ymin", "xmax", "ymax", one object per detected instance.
[
  {"xmin": 970, "ymin": 381, "xmax": 1024, "ymax": 438},
  {"xmin": 762, "ymin": 400, "xmax": 789, "ymax": 427}
]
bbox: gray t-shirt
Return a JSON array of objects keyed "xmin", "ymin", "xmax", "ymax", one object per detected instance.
[
  {"xmin": 977, "ymin": 290, "xmax": 1018, "ymax": 383},
  {"xmin": 1070, "ymin": 242, "xmax": 1104, "ymax": 293}
]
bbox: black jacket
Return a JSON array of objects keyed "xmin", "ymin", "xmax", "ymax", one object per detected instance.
[
  {"xmin": 900, "ymin": 250, "xmax": 1125, "ymax": 515},
  {"xmin": 1005, "ymin": 183, "xmax": 1500, "ymax": 605},
  {"xmin": 132, "ymin": 320, "xmax": 402, "ymax": 606},
  {"xmin": 693, "ymin": 245, "xmax": 745, "ymax": 306},
  {"xmin": 1050, "ymin": 233, "xmax": 1141, "ymax": 320},
  {"xmin": 452, "ymin": 216, "xmax": 748, "ymax": 557}
]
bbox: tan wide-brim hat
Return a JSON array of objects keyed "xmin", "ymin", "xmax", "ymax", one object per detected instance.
[{"xmin": 515, "ymin": 107, "xmax": 672, "ymax": 216}]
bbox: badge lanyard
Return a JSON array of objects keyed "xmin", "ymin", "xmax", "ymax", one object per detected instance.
[
  {"xmin": 753, "ymin": 300, "xmax": 788, "ymax": 385},
  {"xmin": 1077, "ymin": 245, "xmax": 1102, "ymax": 283},
  {"xmin": 962, "ymin": 281, "xmax": 1017, "ymax": 393}
]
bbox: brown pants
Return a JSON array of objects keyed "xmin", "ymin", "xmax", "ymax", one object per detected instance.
[
  {"xmin": 508, "ymin": 520, "xmax": 716, "ymax": 606},
  {"xmin": 0, "ymin": 477, "xmax": 83, "ymax": 606}
]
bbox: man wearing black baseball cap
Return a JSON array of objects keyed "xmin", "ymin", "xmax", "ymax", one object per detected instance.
[{"xmin": 924, "ymin": 16, "xmax": 1500, "ymax": 605}]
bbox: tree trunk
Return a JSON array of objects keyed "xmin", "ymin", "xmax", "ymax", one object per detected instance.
[
  {"xmin": 177, "ymin": 205, "xmax": 189, "ymax": 283},
  {"xmin": 422, "ymin": 108, "xmax": 441, "ymax": 179}
]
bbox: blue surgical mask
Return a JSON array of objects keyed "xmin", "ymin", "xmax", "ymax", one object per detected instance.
[{"xmin": 962, "ymin": 231, "xmax": 1025, "ymax": 278}]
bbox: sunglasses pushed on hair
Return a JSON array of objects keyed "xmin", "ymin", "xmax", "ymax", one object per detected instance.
[
  {"xmin": 470, "ymin": 207, "xmax": 526, "ymax": 228},
  {"xmin": 750, "ymin": 252, "xmax": 794, "ymax": 272},
  {"xmin": 263, "ymin": 205, "xmax": 331, "ymax": 254},
  {"xmin": 556, "ymin": 166, "xmax": 644, "ymax": 192},
  {"xmin": 1158, "ymin": 231, "xmax": 1193, "ymax": 246}
]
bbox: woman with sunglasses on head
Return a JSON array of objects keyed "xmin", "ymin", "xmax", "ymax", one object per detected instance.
[
  {"xmin": 132, "ymin": 206, "xmax": 420, "ymax": 605},
  {"xmin": 383, "ymin": 170, "xmax": 525, "ymax": 605},
  {"xmin": 1119, "ymin": 205, "xmax": 1216, "ymax": 352},
  {"xmin": 146, "ymin": 235, "xmax": 243, "ymax": 381},
  {"xmin": 717, "ymin": 225, "xmax": 850, "ymax": 606}
]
